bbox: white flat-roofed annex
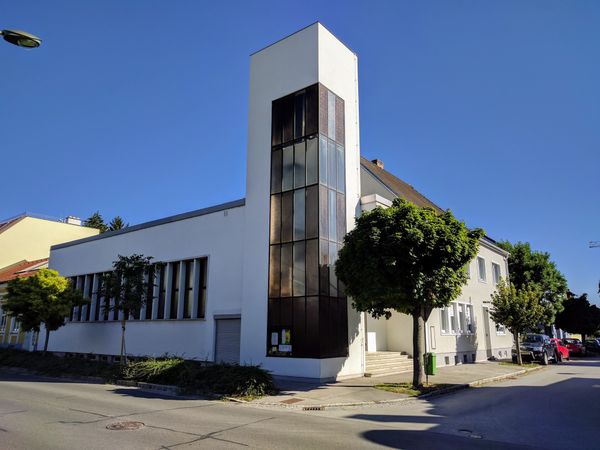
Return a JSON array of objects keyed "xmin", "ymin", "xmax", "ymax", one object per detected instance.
[{"xmin": 47, "ymin": 199, "xmax": 245, "ymax": 360}]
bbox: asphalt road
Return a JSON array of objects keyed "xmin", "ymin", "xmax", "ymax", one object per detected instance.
[{"xmin": 0, "ymin": 359, "xmax": 599, "ymax": 449}]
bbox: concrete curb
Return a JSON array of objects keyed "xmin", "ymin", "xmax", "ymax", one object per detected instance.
[{"xmin": 251, "ymin": 365, "xmax": 546, "ymax": 411}]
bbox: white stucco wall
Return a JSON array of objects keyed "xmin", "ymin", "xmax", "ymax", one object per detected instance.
[
  {"xmin": 47, "ymin": 203, "xmax": 245, "ymax": 360},
  {"xmin": 240, "ymin": 23, "xmax": 364, "ymax": 379}
]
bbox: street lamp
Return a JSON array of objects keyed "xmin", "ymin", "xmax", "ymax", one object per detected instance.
[{"xmin": 1, "ymin": 29, "xmax": 42, "ymax": 48}]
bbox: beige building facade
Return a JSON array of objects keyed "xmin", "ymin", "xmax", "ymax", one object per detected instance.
[{"xmin": 360, "ymin": 158, "xmax": 514, "ymax": 369}]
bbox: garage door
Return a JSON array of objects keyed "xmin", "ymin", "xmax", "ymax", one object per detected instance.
[{"xmin": 215, "ymin": 319, "xmax": 241, "ymax": 364}]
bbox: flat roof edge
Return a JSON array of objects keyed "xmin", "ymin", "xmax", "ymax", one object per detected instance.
[{"xmin": 51, "ymin": 198, "xmax": 246, "ymax": 251}]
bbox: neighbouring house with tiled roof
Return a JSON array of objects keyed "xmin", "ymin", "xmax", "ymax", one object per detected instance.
[
  {"xmin": 0, "ymin": 213, "xmax": 98, "ymax": 349},
  {"xmin": 0, "ymin": 259, "xmax": 49, "ymax": 348}
]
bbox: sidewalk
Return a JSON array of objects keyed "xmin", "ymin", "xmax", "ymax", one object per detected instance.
[{"xmin": 251, "ymin": 361, "xmax": 543, "ymax": 409}]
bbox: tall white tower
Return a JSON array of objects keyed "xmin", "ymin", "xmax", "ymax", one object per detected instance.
[{"xmin": 240, "ymin": 23, "xmax": 363, "ymax": 379}]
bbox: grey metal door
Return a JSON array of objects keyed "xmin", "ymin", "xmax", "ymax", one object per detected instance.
[
  {"xmin": 215, "ymin": 319, "xmax": 241, "ymax": 364},
  {"xmin": 482, "ymin": 307, "xmax": 493, "ymax": 358}
]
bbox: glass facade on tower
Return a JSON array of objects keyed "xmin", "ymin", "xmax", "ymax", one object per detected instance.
[{"xmin": 268, "ymin": 83, "xmax": 348, "ymax": 358}]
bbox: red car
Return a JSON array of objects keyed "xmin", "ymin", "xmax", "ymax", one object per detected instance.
[
  {"xmin": 550, "ymin": 338, "xmax": 570, "ymax": 361},
  {"xmin": 562, "ymin": 338, "xmax": 585, "ymax": 356}
]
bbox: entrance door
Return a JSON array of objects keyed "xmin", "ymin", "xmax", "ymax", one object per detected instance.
[
  {"xmin": 215, "ymin": 319, "xmax": 241, "ymax": 364},
  {"xmin": 482, "ymin": 307, "xmax": 493, "ymax": 359}
]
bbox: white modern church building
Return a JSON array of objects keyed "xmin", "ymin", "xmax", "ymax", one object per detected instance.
[{"xmin": 47, "ymin": 24, "xmax": 513, "ymax": 380}]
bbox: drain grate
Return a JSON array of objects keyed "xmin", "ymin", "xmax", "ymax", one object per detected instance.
[
  {"xmin": 106, "ymin": 421, "xmax": 145, "ymax": 431},
  {"xmin": 303, "ymin": 406, "xmax": 324, "ymax": 411}
]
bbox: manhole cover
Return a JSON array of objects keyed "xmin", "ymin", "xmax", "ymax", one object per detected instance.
[{"xmin": 106, "ymin": 421, "xmax": 145, "ymax": 431}]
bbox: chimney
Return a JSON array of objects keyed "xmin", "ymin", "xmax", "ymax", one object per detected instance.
[
  {"xmin": 371, "ymin": 159, "xmax": 384, "ymax": 169},
  {"xmin": 65, "ymin": 216, "xmax": 82, "ymax": 226}
]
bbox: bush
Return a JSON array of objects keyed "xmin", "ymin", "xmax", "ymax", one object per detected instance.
[
  {"xmin": 0, "ymin": 349, "xmax": 277, "ymax": 399},
  {"xmin": 123, "ymin": 358, "xmax": 277, "ymax": 398},
  {"xmin": 0, "ymin": 348, "xmax": 122, "ymax": 381}
]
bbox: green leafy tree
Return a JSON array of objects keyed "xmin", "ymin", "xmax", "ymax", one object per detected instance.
[
  {"xmin": 555, "ymin": 292, "xmax": 600, "ymax": 342},
  {"xmin": 83, "ymin": 211, "xmax": 108, "ymax": 233},
  {"xmin": 497, "ymin": 241, "xmax": 567, "ymax": 326},
  {"xmin": 490, "ymin": 279, "xmax": 545, "ymax": 365},
  {"xmin": 336, "ymin": 198, "xmax": 484, "ymax": 387},
  {"xmin": 4, "ymin": 269, "xmax": 86, "ymax": 354},
  {"xmin": 97, "ymin": 254, "xmax": 154, "ymax": 363},
  {"xmin": 109, "ymin": 216, "xmax": 128, "ymax": 231}
]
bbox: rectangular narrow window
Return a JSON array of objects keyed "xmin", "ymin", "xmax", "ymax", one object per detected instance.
[
  {"xmin": 85, "ymin": 274, "xmax": 93, "ymax": 321},
  {"xmin": 305, "ymin": 185, "xmax": 318, "ymax": 239},
  {"xmin": 492, "ymin": 262, "xmax": 501, "ymax": 285},
  {"xmin": 145, "ymin": 267, "xmax": 154, "ymax": 320},
  {"xmin": 328, "ymin": 189, "xmax": 337, "ymax": 243},
  {"xmin": 477, "ymin": 257, "xmax": 487, "ymax": 282},
  {"xmin": 466, "ymin": 262, "xmax": 471, "ymax": 279},
  {"xmin": 281, "ymin": 191, "xmax": 293, "ymax": 243},
  {"xmin": 170, "ymin": 262, "xmax": 180, "ymax": 319},
  {"xmin": 319, "ymin": 85, "xmax": 328, "ymax": 135},
  {"xmin": 282, "ymin": 145, "xmax": 294, "ymax": 191},
  {"xmin": 269, "ymin": 245, "xmax": 281, "ymax": 298},
  {"xmin": 319, "ymin": 134, "xmax": 327, "ymax": 185},
  {"xmin": 319, "ymin": 184, "xmax": 328, "ymax": 240},
  {"xmin": 196, "ymin": 258, "xmax": 207, "ymax": 319},
  {"xmin": 282, "ymin": 94, "xmax": 294, "ymax": 144},
  {"xmin": 327, "ymin": 90, "xmax": 336, "ymax": 139},
  {"xmin": 336, "ymin": 144, "xmax": 345, "ymax": 192},
  {"xmin": 306, "ymin": 136, "xmax": 318, "ymax": 185},
  {"xmin": 293, "ymin": 241, "xmax": 305, "ymax": 296},
  {"xmin": 327, "ymin": 139, "xmax": 336, "ymax": 189},
  {"xmin": 294, "ymin": 92, "xmax": 305, "ymax": 139},
  {"xmin": 329, "ymin": 241, "xmax": 338, "ymax": 297},
  {"xmin": 440, "ymin": 308, "xmax": 449, "ymax": 333},
  {"xmin": 271, "ymin": 98, "xmax": 282, "ymax": 146},
  {"xmin": 336, "ymin": 193, "xmax": 346, "ymax": 242},
  {"xmin": 306, "ymin": 239, "xmax": 318, "ymax": 296},
  {"xmin": 183, "ymin": 260, "xmax": 193, "ymax": 319},
  {"xmin": 269, "ymin": 194, "xmax": 281, "ymax": 244},
  {"xmin": 335, "ymin": 95, "xmax": 344, "ymax": 145},
  {"xmin": 458, "ymin": 304, "xmax": 466, "ymax": 333},
  {"xmin": 271, "ymin": 148, "xmax": 282, "ymax": 193},
  {"xmin": 157, "ymin": 265, "xmax": 166, "ymax": 319},
  {"xmin": 449, "ymin": 303, "xmax": 457, "ymax": 333},
  {"xmin": 95, "ymin": 274, "xmax": 103, "ymax": 321},
  {"xmin": 305, "ymin": 84, "xmax": 318, "ymax": 135},
  {"xmin": 103, "ymin": 273, "xmax": 111, "ymax": 321},
  {"xmin": 294, "ymin": 141, "xmax": 306, "ymax": 188},
  {"xmin": 319, "ymin": 239, "xmax": 329, "ymax": 296},
  {"xmin": 466, "ymin": 304, "xmax": 474, "ymax": 333},
  {"xmin": 280, "ymin": 243, "xmax": 293, "ymax": 297},
  {"xmin": 293, "ymin": 188, "xmax": 305, "ymax": 241}
]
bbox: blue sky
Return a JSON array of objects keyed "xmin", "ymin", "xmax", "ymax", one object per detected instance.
[{"xmin": 2, "ymin": 1, "xmax": 599, "ymax": 302}]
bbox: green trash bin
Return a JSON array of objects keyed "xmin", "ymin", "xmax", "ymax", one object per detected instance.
[{"xmin": 425, "ymin": 353, "xmax": 436, "ymax": 376}]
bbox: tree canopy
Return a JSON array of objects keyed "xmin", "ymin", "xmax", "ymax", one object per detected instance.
[
  {"xmin": 496, "ymin": 241, "xmax": 567, "ymax": 325},
  {"xmin": 336, "ymin": 198, "xmax": 484, "ymax": 386},
  {"xmin": 490, "ymin": 279, "xmax": 545, "ymax": 365},
  {"xmin": 83, "ymin": 211, "xmax": 128, "ymax": 233},
  {"xmin": 4, "ymin": 269, "xmax": 85, "ymax": 353},
  {"xmin": 97, "ymin": 254, "xmax": 154, "ymax": 362},
  {"xmin": 555, "ymin": 292, "xmax": 600, "ymax": 342}
]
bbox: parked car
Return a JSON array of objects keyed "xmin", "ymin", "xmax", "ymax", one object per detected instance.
[
  {"xmin": 584, "ymin": 339, "xmax": 600, "ymax": 353},
  {"xmin": 513, "ymin": 334, "xmax": 557, "ymax": 365},
  {"xmin": 562, "ymin": 338, "xmax": 586, "ymax": 356},
  {"xmin": 550, "ymin": 338, "xmax": 569, "ymax": 361}
]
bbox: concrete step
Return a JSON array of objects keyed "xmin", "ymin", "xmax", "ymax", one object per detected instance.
[
  {"xmin": 366, "ymin": 352, "xmax": 409, "ymax": 361},
  {"xmin": 364, "ymin": 365, "xmax": 413, "ymax": 377},
  {"xmin": 366, "ymin": 359, "xmax": 413, "ymax": 370}
]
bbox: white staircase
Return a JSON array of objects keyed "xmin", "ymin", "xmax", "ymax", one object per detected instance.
[{"xmin": 365, "ymin": 351, "xmax": 413, "ymax": 377}]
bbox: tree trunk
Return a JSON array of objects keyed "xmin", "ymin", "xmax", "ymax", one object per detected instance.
[
  {"xmin": 514, "ymin": 330, "xmax": 522, "ymax": 365},
  {"xmin": 412, "ymin": 307, "xmax": 425, "ymax": 388},
  {"xmin": 120, "ymin": 319, "xmax": 127, "ymax": 365},
  {"xmin": 581, "ymin": 333, "xmax": 587, "ymax": 343},
  {"xmin": 43, "ymin": 328, "xmax": 50, "ymax": 355}
]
